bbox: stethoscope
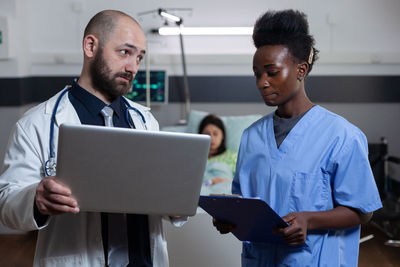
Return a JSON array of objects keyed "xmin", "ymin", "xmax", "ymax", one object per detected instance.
[{"xmin": 44, "ymin": 85, "xmax": 147, "ymax": 177}]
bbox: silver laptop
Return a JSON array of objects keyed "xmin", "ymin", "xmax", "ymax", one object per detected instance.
[{"xmin": 56, "ymin": 124, "xmax": 210, "ymax": 216}]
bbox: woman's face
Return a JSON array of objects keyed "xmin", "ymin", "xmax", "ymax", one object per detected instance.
[
  {"xmin": 201, "ymin": 124, "xmax": 224, "ymax": 155},
  {"xmin": 252, "ymin": 45, "xmax": 302, "ymax": 107}
]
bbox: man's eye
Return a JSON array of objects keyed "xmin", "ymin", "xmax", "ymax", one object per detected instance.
[{"xmin": 120, "ymin": 50, "xmax": 128, "ymax": 55}]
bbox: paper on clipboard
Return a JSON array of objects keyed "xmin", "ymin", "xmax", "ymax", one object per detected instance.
[{"xmin": 198, "ymin": 195, "xmax": 288, "ymax": 244}]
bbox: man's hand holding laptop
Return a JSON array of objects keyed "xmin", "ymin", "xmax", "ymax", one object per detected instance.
[{"xmin": 35, "ymin": 176, "xmax": 80, "ymax": 216}]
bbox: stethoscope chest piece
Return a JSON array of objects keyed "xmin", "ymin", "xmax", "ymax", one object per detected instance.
[{"xmin": 44, "ymin": 157, "xmax": 57, "ymax": 177}]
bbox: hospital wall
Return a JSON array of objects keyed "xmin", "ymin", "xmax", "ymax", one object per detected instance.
[
  {"xmin": 1, "ymin": 0, "xmax": 400, "ymax": 202},
  {"xmin": 0, "ymin": 0, "xmax": 400, "ymax": 253}
]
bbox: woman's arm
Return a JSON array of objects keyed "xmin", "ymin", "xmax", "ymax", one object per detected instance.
[{"xmin": 277, "ymin": 206, "xmax": 363, "ymax": 246}]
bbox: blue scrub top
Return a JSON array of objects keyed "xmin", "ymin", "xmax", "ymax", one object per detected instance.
[{"xmin": 232, "ymin": 105, "xmax": 382, "ymax": 267}]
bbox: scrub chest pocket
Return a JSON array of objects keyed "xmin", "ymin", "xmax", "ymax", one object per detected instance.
[{"xmin": 289, "ymin": 171, "xmax": 330, "ymax": 212}]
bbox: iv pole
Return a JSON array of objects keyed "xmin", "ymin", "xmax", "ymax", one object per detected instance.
[
  {"xmin": 158, "ymin": 8, "xmax": 191, "ymax": 123},
  {"xmin": 177, "ymin": 21, "xmax": 191, "ymax": 124},
  {"xmin": 137, "ymin": 8, "xmax": 192, "ymax": 122}
]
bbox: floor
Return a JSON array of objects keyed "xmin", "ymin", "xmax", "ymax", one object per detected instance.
[
  {"xmin": 0, "ymin": 231, "xmax": 36, "ymax": 267},
  {"xmin": 359, "ymin": 224, "xmax": 400, "ymax": 267},
  {"xmin": 0, "ymin": 224, "xmax": 399, "ymax": 266}
]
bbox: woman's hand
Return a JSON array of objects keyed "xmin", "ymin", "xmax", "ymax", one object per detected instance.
[
  {"xmin": 275, "ymin": 206, "xmax": 362, "ymax": 246},
  {"xmin": 276, "ymin": 212, "xmax": 309, "ymax": 246}
]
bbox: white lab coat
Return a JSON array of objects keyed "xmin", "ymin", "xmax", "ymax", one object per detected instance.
[{"xmin": 0, "ymin": 87, "xmax": 173, "ymax": 267}]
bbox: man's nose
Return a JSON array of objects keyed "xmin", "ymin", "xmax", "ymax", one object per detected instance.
[{"xmin": 125, "ymin": 58, "xmax": 139, "ymax": 75}]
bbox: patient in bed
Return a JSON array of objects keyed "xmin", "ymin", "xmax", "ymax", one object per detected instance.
[{"xmin": 198, "ymin": 114, "xmax": 237, "ymax": 195}]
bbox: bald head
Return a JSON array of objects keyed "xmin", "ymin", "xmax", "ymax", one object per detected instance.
[{"xmin": 84, "ymin": 10, "xmax": 141, "ymax": 48}]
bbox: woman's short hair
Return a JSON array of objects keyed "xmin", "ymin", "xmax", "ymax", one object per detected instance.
[
  {"xmin": 198, "ymin": 114, "xmax": 227, "ymax": 156},
  {"xmin": 252, "ymin": 9, "xmax": 319, "ymax": 75}
]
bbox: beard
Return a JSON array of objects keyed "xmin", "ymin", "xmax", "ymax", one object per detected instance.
[{"xmin": 90, "ymin": 47, "xmax": 133, "ymax": 101}]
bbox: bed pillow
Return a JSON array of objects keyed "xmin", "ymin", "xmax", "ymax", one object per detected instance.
[
  {"xmin": 186, "ymin": 110, "xmax": 262, "ymax": 152},
  {"xmin": 186, "ymin": 110, "xmax": 210, "ymax": 133},
  {"xmin": 223, "ymin": 114, "xmax": 262, "ymax": 152}
]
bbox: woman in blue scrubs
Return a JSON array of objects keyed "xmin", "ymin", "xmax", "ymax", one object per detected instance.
[{"xmin": 213, "ymin": 10, "xmax": 382, "ymax": 267}]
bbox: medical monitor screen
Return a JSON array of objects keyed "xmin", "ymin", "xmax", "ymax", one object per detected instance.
[{"xmin": 125, "ymin": 70, "xmax": 168, "ymax": 104}]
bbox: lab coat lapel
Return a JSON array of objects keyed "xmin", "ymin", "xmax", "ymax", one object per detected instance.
[
  {"xmin": 128, "ymin": 109, "xmax": 145, "ymax": 130},
  {"xmin": 45, "ymin": 86, "xmax": 81, "ymax": 126},
  {"xmin": 125, "ymin": 99, "xmax": 150, "ymax": 130}
]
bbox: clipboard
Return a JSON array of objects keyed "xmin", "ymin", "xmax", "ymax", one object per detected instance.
[{"xmin": 198, "ymin": 195, "xmax": 288, "ymax": 244}]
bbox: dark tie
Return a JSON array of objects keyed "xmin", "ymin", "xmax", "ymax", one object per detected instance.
[{"xmin": 100, "ymin": 106, "xmax": 129, "ymax": 266}]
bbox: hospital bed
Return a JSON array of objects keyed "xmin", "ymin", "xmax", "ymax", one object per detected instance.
[{"xmin": 161, "ymin": 110, "xmax": 262, "ymax": 266}]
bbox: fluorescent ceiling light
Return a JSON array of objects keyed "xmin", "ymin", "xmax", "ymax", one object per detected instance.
[{"xmin": 157, "ymin": 26, "xmax": 253, "ymax": 36}]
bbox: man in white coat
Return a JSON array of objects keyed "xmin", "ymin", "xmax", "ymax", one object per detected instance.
[{"xmin": 0, "ymin": 10, "xmax": 177, "ymax": 267}]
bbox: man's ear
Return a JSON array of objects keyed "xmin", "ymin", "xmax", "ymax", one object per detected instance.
[
  {"xmin": 83, "ymin": 34, "xmax": 98, "ymax": 59},
  {"xmin": 297, "ymin": 61, "xmax": 309, "ymax": 80}
]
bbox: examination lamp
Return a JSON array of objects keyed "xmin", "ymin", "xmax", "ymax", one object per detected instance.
[{"xmin": 158, "ymin": 8, "xmax": 182, "ymax": 24}]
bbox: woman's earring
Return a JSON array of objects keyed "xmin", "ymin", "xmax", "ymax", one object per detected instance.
[{"xmin": 297, "ymin": 77, "xmax": 303, "ymax": 81}]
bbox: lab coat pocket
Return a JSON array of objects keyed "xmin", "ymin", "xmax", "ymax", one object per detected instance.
[{"xmin": 289, "ymin": 171, "xmax": 329, "ymax": 211}]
